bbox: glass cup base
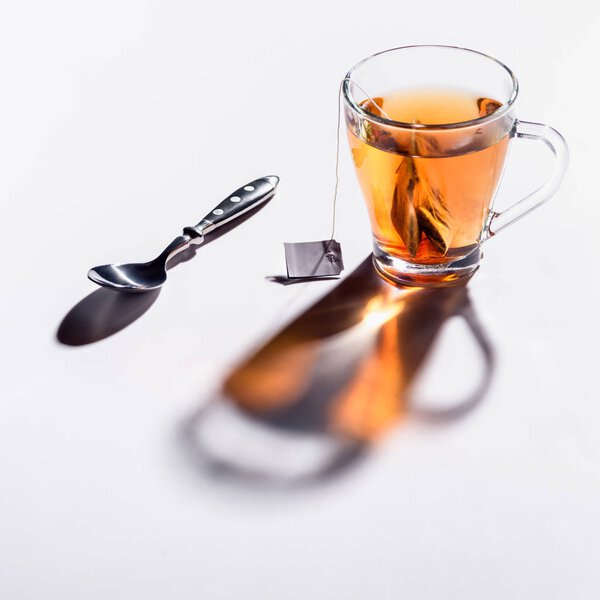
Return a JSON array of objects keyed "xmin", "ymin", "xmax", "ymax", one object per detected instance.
[{"xmin": 372, "ymin": 242, "xmax": 482, "ymax": 287}]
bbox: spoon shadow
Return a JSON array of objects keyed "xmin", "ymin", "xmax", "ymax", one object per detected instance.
[{"xmin": 56, "ymin": 288, "xmax": 161, "ymax": 346}]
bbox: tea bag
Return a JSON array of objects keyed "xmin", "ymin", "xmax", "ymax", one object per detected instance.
[
  {"xmin": 392, "ymin": 156, "xmax": 421, "ymax": 256},
  {"xmin": 413, "ymin": 128, "xmax": 453, "ymax": 254},
  {"xmin": 391, "ymin": 121, "xmax": 453, "ymax": 257},
  {"xmin": 405, "ymin": 96, "xmax": 503, "ymax": 254},
  {"xmin": 403, "ymin": 97, "xmax": 503, "ymax": 254},
  {"xmin": 414, "ymin": 182, "xmax": 453, "ymax": 255}
]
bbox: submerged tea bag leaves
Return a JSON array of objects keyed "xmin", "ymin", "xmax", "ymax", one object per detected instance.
[
  {"xmin": 413, "ymin": 131, "xmax": 441, "ymax": 156},
  {"xmin": 412, "ymin": 128, "xmax": 453, "ymax": 254},
  {"xmin": 477, "ymin": 97, "xmax": 502, "ymax": 117},
  {"xmin": 390, "ymin": 121, "xmax": 454, "ymax": 257},
  {"xmin": 391, "ymin": 158, "xmax": 421, "ymax": 256},
  {"xmin": 414, "ymin": 184, "xmax": 453, "ymax": 255},
  {"xmin": 377, "ymin": 130, "xmax": 401, "ymax": 153}
]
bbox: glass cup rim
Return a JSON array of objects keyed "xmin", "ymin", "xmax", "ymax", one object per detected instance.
[{"xmin": 343, "ymin": 44, "xmax": 519, "ymax": 131}]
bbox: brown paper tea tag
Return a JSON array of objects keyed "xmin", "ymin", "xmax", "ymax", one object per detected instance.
[{"xmin": 284, "ymin": 240, "xmax": 344, "ymax": 279}]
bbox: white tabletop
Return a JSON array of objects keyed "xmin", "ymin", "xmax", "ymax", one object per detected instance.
[{"xmin": 2, "ymin": 1, "xmax": 600, "ymax": 598}]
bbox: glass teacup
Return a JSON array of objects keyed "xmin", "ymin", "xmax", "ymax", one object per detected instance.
[{"xmin": 344, "ymin": 45, "xmax": 568, "ymax": 286}]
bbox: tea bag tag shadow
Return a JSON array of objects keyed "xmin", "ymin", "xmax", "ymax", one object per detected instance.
[{"xmin": 284, "ymin": 240, "xmax": 344, "ymax": 278}]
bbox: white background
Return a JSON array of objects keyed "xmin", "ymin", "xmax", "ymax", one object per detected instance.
[{"xmin": 2, "ymin": 0, "xmax": 600, "ymax": 598}]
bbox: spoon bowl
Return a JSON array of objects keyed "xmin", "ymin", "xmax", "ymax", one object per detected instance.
[{"xmin": 88, "ymin": 262, "xmax": 168, "ymax": 291}]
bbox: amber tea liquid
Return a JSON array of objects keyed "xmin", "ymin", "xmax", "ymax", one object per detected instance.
[{"xmin": 348, "ymin": 89, "xmax": 509, "ymax": 265}]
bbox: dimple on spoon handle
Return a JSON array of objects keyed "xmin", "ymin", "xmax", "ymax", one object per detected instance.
[{"xmin": 184, "ymin": 175, "xmax": 279, "ymax": 243}]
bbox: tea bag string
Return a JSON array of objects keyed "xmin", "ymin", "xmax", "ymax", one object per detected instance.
[{"xmin": 328, "ymin": 78, "xmax": 392, "ymax": 242}]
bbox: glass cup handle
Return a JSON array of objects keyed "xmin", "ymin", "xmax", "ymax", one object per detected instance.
[{"xmin": 484, "ymin": 120, "xmax": 569, "ymax": 238}]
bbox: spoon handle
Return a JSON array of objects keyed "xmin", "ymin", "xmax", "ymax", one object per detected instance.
[{"xmin": 183, "ymin": 176, "xmax": 279, "ymax": 242}]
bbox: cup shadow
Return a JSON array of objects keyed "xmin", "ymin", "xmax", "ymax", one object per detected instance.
[{"xmin": 179, "ymin": 256, "xmax": 495, "ymax": 489}]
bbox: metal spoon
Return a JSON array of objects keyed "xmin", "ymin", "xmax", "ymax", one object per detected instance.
[{"xmin": 88, "ymin": 176, "xmax": 279, "ymax": 292}]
